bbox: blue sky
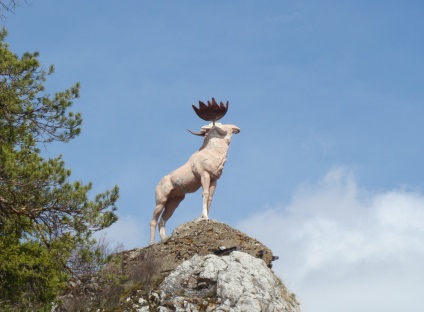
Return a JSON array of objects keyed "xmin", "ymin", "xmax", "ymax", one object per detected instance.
[{"xmin": 4, "ymin": 1, "xmax": 424, "ymax": 311}]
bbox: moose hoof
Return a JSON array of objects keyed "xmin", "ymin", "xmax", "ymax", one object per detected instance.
[{"xmin": 195, "ymin": 216, "xmax": 209, "ymax": 222}]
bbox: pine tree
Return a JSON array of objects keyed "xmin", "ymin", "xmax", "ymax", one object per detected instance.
[
  {"xmin": 0, "ymin": 28, "xmax": 119, "ymax": 309},
  {"xmin": 0, "ymin": 0, "xmax": 21, "ymax": 20}
]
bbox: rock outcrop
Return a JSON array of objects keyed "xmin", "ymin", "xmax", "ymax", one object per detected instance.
[{"xmin": 55, "ymin": 220, "xmax": 300, "ymax": 311}]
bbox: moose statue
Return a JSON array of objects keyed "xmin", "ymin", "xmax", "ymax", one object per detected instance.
[{"xmin": 149, "ymin": 98, "xmax": 240, "ymax": 244}]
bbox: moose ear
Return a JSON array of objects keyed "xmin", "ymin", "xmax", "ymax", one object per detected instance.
[
  {"xmin": 228, "ymin": 125, "xmax": 240, "ymax": 134},
  {"xmin": 187, "ymin": 129, "xmax": 207, "ymax": 136}
]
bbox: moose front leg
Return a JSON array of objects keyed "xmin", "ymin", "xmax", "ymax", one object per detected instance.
[
  {"xmin": 207, "ymin": 179, "xmax": 217, "ymax": 215},
  {"xmin": 200, "ymin": 171, "xmax": 211, "ymax": 219}
]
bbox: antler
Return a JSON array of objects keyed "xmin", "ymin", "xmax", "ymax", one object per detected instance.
[{"xmin": 192, "ymin": 97, "xmax": 229, "ymax": 125}]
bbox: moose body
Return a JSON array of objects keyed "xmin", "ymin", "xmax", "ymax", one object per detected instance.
[{"xmin": 149, "ymin": 123, "xmax": 240, "ymax": 244}]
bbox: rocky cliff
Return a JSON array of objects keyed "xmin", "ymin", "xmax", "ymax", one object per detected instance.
[{"xmin": 55, "ymin": 220, "xmax": 300, "ymax": 311}]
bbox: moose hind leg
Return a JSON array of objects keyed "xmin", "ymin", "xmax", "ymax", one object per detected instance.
[
  {"xmin": 150, "ymin": 203, "xmax": 165, "ymax": 245},
  {"xmin": 159, "ymin": 195, "xmax": 185, "ymax": 240},
  {"xmin": 150, "ymin": 178, "xmax": 173, "ymax": 244}
]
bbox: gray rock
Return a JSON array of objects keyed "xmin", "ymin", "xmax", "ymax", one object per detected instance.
[
  {"xmin": 53, "ymin": 221, "xmax": 300, "ymax": 311},
  {"xmin": 158, "ymin": 251, "xmax": 300, "ymax": 312}
]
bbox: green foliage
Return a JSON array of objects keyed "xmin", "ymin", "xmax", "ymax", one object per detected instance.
[{"xmin": 0, "ymin": 28, "xmax": 119, "ymax": 309}]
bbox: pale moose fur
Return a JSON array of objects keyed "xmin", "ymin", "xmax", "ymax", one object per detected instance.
[{"xmin": 149, "ymin": 123, "xmax": 240, "ymax": 245}]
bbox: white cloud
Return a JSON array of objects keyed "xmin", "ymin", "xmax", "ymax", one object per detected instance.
[{"xmin": 237, "ymin": 167, "xmax": 424, "ymax": 312}]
